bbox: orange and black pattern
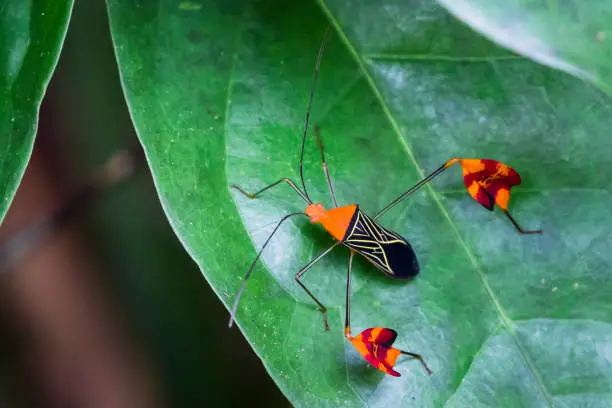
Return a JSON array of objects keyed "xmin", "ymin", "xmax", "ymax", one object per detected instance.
[
  {"xmin": 342, "ymin": 208, "xmax": 419, "ymax": 279},
  {"xmin": 347, "ymin": 327, "xmax": 404, "ymax": 377},
  {"xmin": 459, "ymin": 158, "xmax": 521, "ymax": 211}
]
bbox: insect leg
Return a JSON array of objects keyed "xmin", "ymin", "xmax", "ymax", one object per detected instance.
[
  {"xmin": 503, "ymin": 210, "xmax": 542, "ymax": 234},
  {"xmin": 342, "ymin": 250, "xmax": 432, "ymax": 375},
  {"xmin": 229, "ymin": 211, "xmax": 305, "ymax": 328},
  {"xmin": 344, "ymin": 251, "xmax": 355, "ymax": 337},
  {"xmin": 231, "ymin": 178, "xmax": 310, "ymax": 204},
  {"xmin": 298, "ymin": 26, "xmax": 331, "ymax": 204},
  {"xmin": 231, "ymin": 28, "xmax": 332, "ymax": 206},
  {"xmin": 399, "ymin": 350, "xmax": 432, "ymax": 375},
  {"xmin": 315, "ymin": 125, "xmax": 338, "ymax": 207},
  {"xmin": 295, "ymin": 241, "xmax": 341, "ymax": 331},
  {"xmin": 374, "ymin": 158, "xmax": 460, "ymax": 220}
]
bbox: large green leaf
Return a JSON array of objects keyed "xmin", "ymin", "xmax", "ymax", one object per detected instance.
[
  {"xmin": 436, "ymin": 0, "xmax": 612, "ymax": 94},
  {"xmin": 0, "ymin": 0, "xmax": 73, "ymax": 221},
  {"xmin": 107, "ymin": 0, "xmax": 612, "ymax": 406}
]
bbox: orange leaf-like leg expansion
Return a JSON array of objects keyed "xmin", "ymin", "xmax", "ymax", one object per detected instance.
[
  {"xmin": 345, "ymin": 327, "xmax": 431, "ymax": 377},
  {"xmin": 458, "ymin": 158, "xmax": 542, "ymax": 234}
]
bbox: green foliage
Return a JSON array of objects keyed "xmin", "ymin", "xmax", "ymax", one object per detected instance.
[
  {"xmin": 106, "ymin": 0, "xmax": 612, "ymax": 406},
  {"xmin": 4, "ymin": 0, "xmax": 610, "ymax": 406},
  {"xmin": 436, "ymin": 0, "xmax": 612, "ymax": 94},
  {"xmin": 106, "ymin": 0, "xmax": 612, "ymax": 405},
  {"xmin": 0, "ymin": 0, "xmax": 73, "ymax": 221}
]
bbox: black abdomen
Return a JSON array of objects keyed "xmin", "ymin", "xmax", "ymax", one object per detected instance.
[{"xmin": 342, "ymin": 207, "xmax": 419, "ymax": 279}]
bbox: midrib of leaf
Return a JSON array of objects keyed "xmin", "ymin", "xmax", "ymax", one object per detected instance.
[{"xmin": 318, "ymin": 0, "xmax": 554, "ymax": 405}]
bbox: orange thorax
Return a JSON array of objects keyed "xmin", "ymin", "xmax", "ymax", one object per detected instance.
[{"xmin": 305, "ymin": 203, "xmax": 357, "ymax": 241}]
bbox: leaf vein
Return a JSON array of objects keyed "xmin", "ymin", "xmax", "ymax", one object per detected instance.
[
  {"xmin": 318, "ymin": 1, "xmax": 554, "ymax": 405},
  {"xmin": 443, "ymin": 323, "xmax": 504, "ymax": 407}
]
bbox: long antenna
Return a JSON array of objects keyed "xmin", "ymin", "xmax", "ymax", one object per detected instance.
[
  {"xmin": 228, "ymin": 212, "xmax": 305, "ymax": 327},
  {"xmin": 299, "ymin": 25, "xmax": 331, "ymax": 203}
]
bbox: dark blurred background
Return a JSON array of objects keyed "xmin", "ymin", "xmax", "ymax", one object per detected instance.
[{"xmin": 0, "ymin": 0, "xmax": 287, "ymax": 406}]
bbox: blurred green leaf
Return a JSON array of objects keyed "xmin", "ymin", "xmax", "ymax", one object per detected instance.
[
  {"xmin": 0, "ymin": 0, "xmax": 73, "ymax": 221},
  {"xmin": 107, "ymin": 0, "xmax": 612, "ymax": 406},
  {"xmin": 436, "ymin": 0, "xmax": 612, "ymax": 94}
]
